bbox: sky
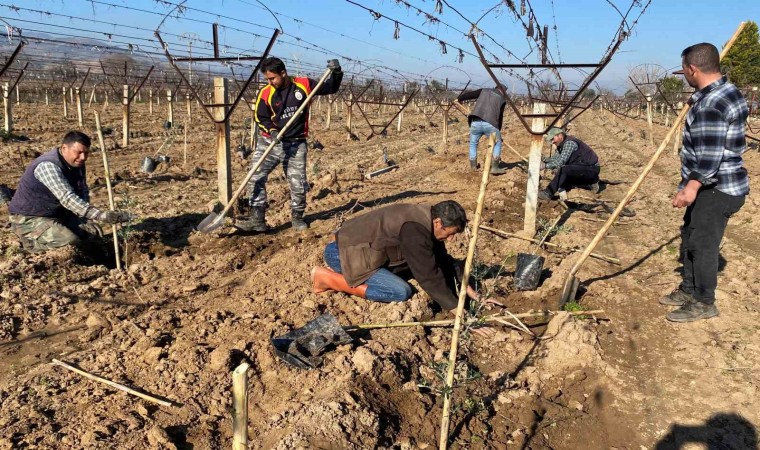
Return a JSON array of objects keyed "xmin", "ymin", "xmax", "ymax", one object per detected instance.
[{"xmin": 4, "ymin": 0, "xmax": 760, "ymax": 93}]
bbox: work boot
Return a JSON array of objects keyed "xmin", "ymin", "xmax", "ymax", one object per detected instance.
[
  {"xmin": 311, "ymin": 267, "xmax": 368, "ymax": 298},
  {"xmin": 235, "ymin": 206, "xmax": 267, "ymax": 232},
  {"xmin": 291, "ymin": 210, "xmax": 309, "ymax": 231},
  {"xmin": 469, "ymin": 159, "xmax": 478, "ymax": 171},
  {"xmin": 490, "ymin": 159, "xmax": 507, "ymax": 175},
  {"xmin": 666, "ymin": 300, "xmax": 719, "ymax": 323},
  {"xmin": 659, "ymin": 288, "xmax": 691, "ymax": 306},
  {"xmin": 538, "ymin": 189, "xmax": 554, "ymax": 201}
]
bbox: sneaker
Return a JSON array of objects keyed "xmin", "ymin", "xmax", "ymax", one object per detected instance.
[
  {"xmin": 659, "ymin": 288, "xmax": 691, "ymax": 306},
  {"xmin": 537, "ymin": 189, "xmax": 554, "ymax": 201},
  {"xmin": 666, "ymin": 301, "xmax": 719, "ymax": 323}
]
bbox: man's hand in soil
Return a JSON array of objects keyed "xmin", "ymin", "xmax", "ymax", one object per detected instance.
[
  {"xmin": 80, "ymin": 221, "xmax": 104, "ymax": 238},
  {"xmin": 97, "ymin": 210, "xmax": 136, "ymax": 224},
  {"xmin": 672, "ymin": 180, "xmax": 701, "ymax": 208}
]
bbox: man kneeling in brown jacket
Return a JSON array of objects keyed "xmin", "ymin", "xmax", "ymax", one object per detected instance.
[{"xmin": 310, "ymin": 200, "xmax": 478, "ymax": 310}]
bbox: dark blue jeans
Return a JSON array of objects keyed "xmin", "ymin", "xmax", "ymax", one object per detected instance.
[
  {"xmin": 323, "ymin": 241, "xmax": 413, "ymax": 302},
  {"xmin": 679, "ymin": 188, "xmax": 744, "ymax": 304}
]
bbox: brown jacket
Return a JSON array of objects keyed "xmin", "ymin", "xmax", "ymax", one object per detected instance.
[{"xmin": 336, "ymin": 204, "xmax": 459, "ymax": 310}]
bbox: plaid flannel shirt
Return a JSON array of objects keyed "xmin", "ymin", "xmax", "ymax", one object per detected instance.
[
  {"xmin": 681, "ymin": 76, "xmax": 749, "ymax": 196},
  {"xmin": 543, "ymin": 139, "xmax": 578, "ymax": 170},
  {"xmin": 33, "ymin": 162, "xmax": 101, "ymax": 219}
]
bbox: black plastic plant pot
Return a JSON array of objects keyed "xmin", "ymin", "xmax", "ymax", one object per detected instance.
[
  {"xmin": 513, "ymin": 253, "xmax": 545, "ymax": 291},
  {"xmin": 271, "ymin": 313, "xmax": 353, "ymax": 370},
  {"xmin": 141, "ymin": 156, "xmax": 158, "ymax": 173}
]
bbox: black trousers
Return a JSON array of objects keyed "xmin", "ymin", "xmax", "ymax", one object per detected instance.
[
  {"xmin": 547, "ymin": 165, "xmax": 600, "ymax": 193},
  {"xmin": 680, "ymin": 188, "xmax": 744, "ymax": 304}
]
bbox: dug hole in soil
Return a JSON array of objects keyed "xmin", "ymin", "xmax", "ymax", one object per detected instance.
[{"xmin": 1, "ymin": 101, "xmax": 759, "ymax": 449}]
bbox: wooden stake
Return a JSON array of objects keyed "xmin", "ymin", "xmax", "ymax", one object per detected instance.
[
  {"xmin": 75, "ymin": 87, "xmax": 84, "ymax": 127},
  {"xmin": 122, "ymin": 85, "xmax": 130, "ymax": 147},
  {"xmin": 214, "ymin": 77, "xmax": 232, "ymax": 205},
  {"xmin": 646, "ymin": 97, "xmax": 654, "ymax": 146},
  {"xmin": 524, "ymin": 103, "xmax": 546, "ymax": 234},
  {"xmin": 45, "ymin": 88, "xmax": 49, "ymax": 105},
  {"xmin": 52, "ymin": 359, "xmax": 171, "ymax": 407},
  {"xmin": 95, "ymin": 112, "xmax": 121, "ymax": 271},
  {"xmin": 167, "ymin": 89, "xmax": 173, "ymax": 125},
  {"xmin": 324, "ymin": 96, "xmax": 332, "ymax": 130},
  {"xmin": 62, "ymin": 86, "xmax": 68, "ymax": 118},
  {"xmin": 232, "ymin": 363, "xmax": 250, "ymax": 450},
  {"xmin": 442, "ymin": 108, "xmax": 449, "ymax": 147},
  {"xmin": 397, "ymin": 95, "xmax": 405, "ymax": 132},
  {"xmin": 149, "ymin": 88, "xmax": 153, "ymax": 115},
  {"xmin": 346, "ymin": 93, "xmax": 353, "ymax": 141},
  {"xmin": 3, "ymin": 82, "xmax": 12, "ymax": 133},
  {"xmin": 439, "ymin": 133, "xmax": 495, "ymax": 450}
]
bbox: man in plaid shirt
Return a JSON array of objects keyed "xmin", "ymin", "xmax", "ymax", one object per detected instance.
[
  {"xmin": 7, "ymin": 131, "xmax": 133, "ymax": 252},
  {"xmin": 661, "ymin": 43, "xmax": 749, "ymax": 322}
]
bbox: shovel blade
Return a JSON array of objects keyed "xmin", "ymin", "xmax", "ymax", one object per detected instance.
[
  {"xmin": 197, "ymin": 212, "xmax": 223, "ymax": 233},
  {"xmin": 559, "ymin": 275, "xmax": 580, "ymax": 306}
]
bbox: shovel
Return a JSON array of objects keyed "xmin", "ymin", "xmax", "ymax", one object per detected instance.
[
  {"xmin": 557, "ymin": 22, "xmax": 747, "ymax": 306},
  {"xmin": 197, "ymin": 67, "xmax": 335, "ymax": 233}
]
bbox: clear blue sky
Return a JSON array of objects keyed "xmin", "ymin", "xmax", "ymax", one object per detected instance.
[{"xmin": 7, "ymin": 0, "xmax": 760, "ymax": 93}]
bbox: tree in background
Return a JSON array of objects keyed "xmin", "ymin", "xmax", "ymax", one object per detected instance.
[
  {"xmin": 656, "ymin": 76, "xmax": 686, "ymax": 103},
  {"xmin": 722, "ymin": 21, "xmax": 760, "ymax": 87}
]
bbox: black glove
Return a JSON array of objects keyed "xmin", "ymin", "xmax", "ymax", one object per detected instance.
[
  {"xmin": 98, "ymin": 210, "xmax": 135, "ymax": 224},
  {"xmin": 80, "ymin": 221, "xmax": 104, "ymax": 238},
  {"xmin": 327, "ymin": 59, "xmax": 341, "ymax": 71}
]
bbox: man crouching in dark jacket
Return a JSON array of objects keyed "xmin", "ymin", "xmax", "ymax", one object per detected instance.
[{"xmin": 310, "ymin": 200, "xmax": 478, "ymax": 310}]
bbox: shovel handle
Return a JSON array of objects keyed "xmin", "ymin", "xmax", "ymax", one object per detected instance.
[{"xmin": 213, "ymin": 67, "xmax": 334, "ymax": 222}]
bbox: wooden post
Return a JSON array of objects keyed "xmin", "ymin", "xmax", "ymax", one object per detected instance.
[
  {"xmin": 214, "ymin": 77, "xmax": 232, "ymax": 205},
  {"xmin": 186, "ymin": 93, "xmax": 191, "ymax": 119},
  {"xmin": 62, "ymin": 86, "xmax": 68, "ymax": 118},
  {"xmin": 167, "ymin": 89, "xmax": 173, "ymax": 125},
  {"xmin": 523, "ymin": 103, "xmax": 546, "ymax": 235},
  {"xmin": 69, "ymin": 86, "xmax": 75, "ymax": 105},
  {"xmin": 442, "ymin": 108, "xmax": 449, "ymax": 147},
  {"xmin": 15, "ymin": 84, "xmax": 19, "ymax": 105},
  {"xmin": 149, "ymin": 89, "xmax": 153, "ymax": 114},
  {"xmin": 346, "ymin": 93, "xmax": 353, "ymax": 141},
  {"xmin": 397, "ymin": 95, "xmax": 405, "ymax": 132},
  {"xmin": 3, "ymin": 82, "xmax": 12, "ymax": 133},
  {"xmin": 324, "ymin": 96, "xmax": 332, "ymax": 130},
  {"xmin": 75, "ymin": 87, "xmax": 84, "ymax": 127},
  {"xmin": 122, "ymin": 85, "xmax": 131, "ymax": 147},
  {"xmin": 88, "ymin": 87, "xmax": 96, "ymax": 107},
  {"xmin": 438, "ymin": 134, "xmax": 495, "ymax": 450},
  {"xmin": 232, "ymin": 363, "xmax": 250, "ymax": 450},
  {"xmin": 646, "ymin": 96, "xmax": 654, "ymax": 146},
  {"xmin": 45, "ymin": 88, "xmax": 49, "ymax": 105}
]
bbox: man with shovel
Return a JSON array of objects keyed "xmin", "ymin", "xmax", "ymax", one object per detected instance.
[
  {"xmin": 662, "ymin": 43, "xmax": 748, "ymax": 323},
  {"xmin": 310, "ymin": 200, "xmax": 479, "ymax": 310},
  {"xmin": 7, "ymin": 131, "xmax": 133, "ymax": 252},
  {"xmin": 236, "ymin": 57, "xmax": 343, "ymax": 232}
]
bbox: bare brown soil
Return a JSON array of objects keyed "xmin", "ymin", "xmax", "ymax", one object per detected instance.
[{"xmin": 0, "ymin": 99, "xmax": 758, "ymax": 449}]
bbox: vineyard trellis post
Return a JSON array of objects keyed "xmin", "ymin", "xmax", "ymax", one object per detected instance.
[
  {"xmin": 524, "ymin": 103, "xmax": 546, "ymax": 234},
  {"xmin": 214, "ymin": 77, "xmax": 232, "ymax": 204},
  {"xmin": 3, "ymin": 82, "xmax": 12, "ymax": 132},
  {"xmin": 122, "ymin": 85, "xmax": 131, "ymax": 147}
]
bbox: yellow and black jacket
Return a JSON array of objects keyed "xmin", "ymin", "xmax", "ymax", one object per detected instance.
[{"xmin": 255, "ymin": 71, "xmax": 343, "ymax": 140}]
